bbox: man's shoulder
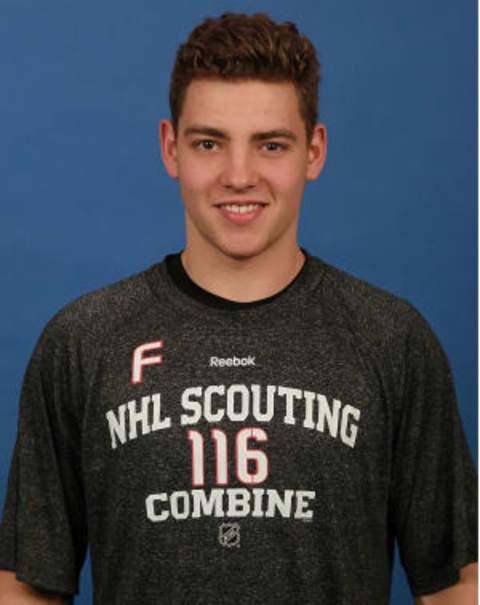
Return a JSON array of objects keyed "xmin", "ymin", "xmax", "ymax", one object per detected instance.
[
  {"xmin": 309, "ymin": 255, "xmax": 426, "ymax": 347},
  {"xmin": 36, "ymin": 263, "xmax": 158, "ymax": 351}
]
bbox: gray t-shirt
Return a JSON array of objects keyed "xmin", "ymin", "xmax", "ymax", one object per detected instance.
[{"xmin": 0, "ymin": 249, "xmax": 477, "ymax": 604}]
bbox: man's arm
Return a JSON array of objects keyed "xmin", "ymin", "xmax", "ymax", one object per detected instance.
[
  {"xmin": 0, "ymin": 570, "xmax": 72, "ymax": 604},
  {"xmin": 414, "ymin": 562, "xmax": 478, "ymax": 605}
]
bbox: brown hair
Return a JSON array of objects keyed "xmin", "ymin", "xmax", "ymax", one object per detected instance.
[{"xmin": 169, "ymin": 12, "xmax": 321, "ymax": 142}]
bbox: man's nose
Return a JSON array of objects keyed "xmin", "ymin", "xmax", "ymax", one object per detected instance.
[{"xmin": 219, "ymin": 148, "xmax": 259, "ymax": 190}]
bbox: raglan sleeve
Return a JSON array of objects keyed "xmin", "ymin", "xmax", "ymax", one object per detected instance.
[
  {"xmin": 389, "ymin": 304, "xmax": 478, "ymax": 597},
  {"xmin": 0, "ymin": 313, "xmax": 88, "ymax": 596}
]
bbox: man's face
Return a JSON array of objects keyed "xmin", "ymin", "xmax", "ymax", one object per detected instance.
[{"xmin": 160, "ymin": 78, "xmax": 326, "ymax": 261}]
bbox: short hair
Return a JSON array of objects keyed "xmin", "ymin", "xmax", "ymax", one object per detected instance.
[{"xmin": 169, "ymin": 12, "xmax": 321, "ymax": 142}]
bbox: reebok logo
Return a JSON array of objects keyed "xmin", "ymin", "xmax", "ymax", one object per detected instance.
[{"xmin": 210, "ymin": 355, "xmax": 256, "ymax": 368}]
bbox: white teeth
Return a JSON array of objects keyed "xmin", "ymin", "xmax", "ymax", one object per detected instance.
[{"xmin": 222, "ymin": 204, "xmax": 262, "ymax": 214}]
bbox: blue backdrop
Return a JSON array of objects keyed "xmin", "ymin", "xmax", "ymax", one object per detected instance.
[{"xmin": 0, "ymin": 1, "xmax": 476, "ymax": 603}]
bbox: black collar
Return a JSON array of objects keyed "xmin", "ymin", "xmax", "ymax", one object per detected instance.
[{"xmin": 165, "ymin": 247, "xmax": 311, "ymax": 310}]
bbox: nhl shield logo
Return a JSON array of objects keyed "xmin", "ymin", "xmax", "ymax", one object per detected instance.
[{"xmin": 219, "ymin": 522, "xmax": 241, "ymax": 548}]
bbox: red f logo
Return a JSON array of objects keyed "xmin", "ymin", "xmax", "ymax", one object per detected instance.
[{"xmin": 131, "ymin": 340, "xmax": 164, "ymax": 384}]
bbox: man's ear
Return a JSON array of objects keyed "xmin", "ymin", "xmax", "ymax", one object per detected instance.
[
  {"xmin": 159, "ymin": 119, "xmax": 178, "ymax": 179},
  {"xmin": 306, "ymin": 123, "xmax": 327, "ymax": 181}
]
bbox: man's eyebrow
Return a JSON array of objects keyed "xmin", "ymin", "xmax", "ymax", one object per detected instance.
[
  {"xmin": 182, "ymin": 126, "xmax": 297, "ymax": 142},
  {"xmin": 183, "ymin": 126, "xmax": 229, "ymax": 139},
  {"xmin": 251, "ymin": 129, "xmax": 297, "ymax": 142}
]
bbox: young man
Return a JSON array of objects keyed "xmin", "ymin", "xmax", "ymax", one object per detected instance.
[{"xmin": 0, "ymin": 12, "xmax": 477, "ymax": 605}]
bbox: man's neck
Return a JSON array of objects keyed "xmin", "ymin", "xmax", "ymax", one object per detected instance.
[{"xmin": 180, "ymin": 242, "xmax": 306, "ymax": 303}]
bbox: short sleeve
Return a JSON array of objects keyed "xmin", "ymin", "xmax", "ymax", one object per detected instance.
[
  {"xmin": 0, "ymin": 317, "xmax": 88, "ymax": 596},
  {"xmin": 390, "ymin": 306, "xmax": 478, "ymax": 597}
]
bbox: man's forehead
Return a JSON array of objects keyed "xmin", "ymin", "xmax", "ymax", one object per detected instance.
[
  {"xmin": 179, "ymin": 79, "xmax": 304, "ymax": 136},
  {"xmin": 184, "ymin": 77, "xmax": 299, "ymax": 97}
]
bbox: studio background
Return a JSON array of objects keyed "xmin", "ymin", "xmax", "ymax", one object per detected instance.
[{"xmin": 0, "ymin": 1, "xmax": 476, "ymax": 603}]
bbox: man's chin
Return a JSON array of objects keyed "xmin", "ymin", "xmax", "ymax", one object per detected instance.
[{"xmin": 216, "ymin": 240, "xmax": 270, "ymax": 262}]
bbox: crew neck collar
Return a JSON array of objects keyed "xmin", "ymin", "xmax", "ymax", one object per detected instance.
[
  {"xmin": 144, "ymin": 246, "xmax": 323, "ymax": 324},
  {"xmin": 164, "ymin": 246, "xmax": 310, "ymax": 311}
]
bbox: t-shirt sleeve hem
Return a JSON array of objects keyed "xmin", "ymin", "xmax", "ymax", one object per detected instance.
[
  {"xmin": 0, "ymin": 552, "xmax": 79, "ymax": 595},
  {"xmin": 12, "ymin": 569, "xmax": 78, "ymax": 597},
  {"xmin": 409, "ymin": 554, "xmax": 478, "ymax": 597}
]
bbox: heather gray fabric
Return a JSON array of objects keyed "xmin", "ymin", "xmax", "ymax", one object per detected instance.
[{"xmin": 0, "ymin": 252, "xmax": 477, "ymax": 604}]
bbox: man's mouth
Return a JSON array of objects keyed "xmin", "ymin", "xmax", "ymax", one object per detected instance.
[
  {"xmin": 215, "ymin": 201, "xmax": 268, "ymax": 223},
  {"xmin": 215, "ymin": 201, "xmax": 268, "ymax": 214}
]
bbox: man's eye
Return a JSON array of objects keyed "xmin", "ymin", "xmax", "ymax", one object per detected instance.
[
  {"xmin": 264, "ymin": 142, "xmax": 286, "ymax": 152},
  {"xmin": 194, "ymin": 139, "xmax": 217, "ymax": 150}
]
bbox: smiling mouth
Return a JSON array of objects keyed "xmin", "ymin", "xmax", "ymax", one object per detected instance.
[
  {"xmin": 215, "ymin": 202, "xmax": 268, "ymax": 223},
  {"xmin": 215, "ymin": 201, "xmax": 268, "ymax": 213}
]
